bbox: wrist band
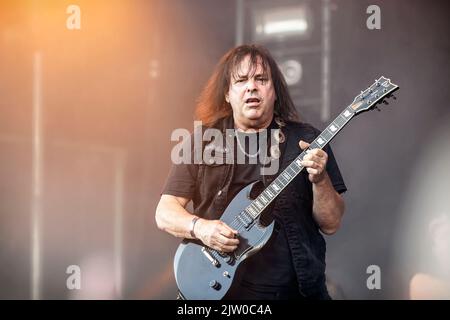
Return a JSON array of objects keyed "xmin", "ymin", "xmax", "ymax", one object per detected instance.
[{"xmin": 189, "ymin": 216, "xmax": 200, "ymax": 238}]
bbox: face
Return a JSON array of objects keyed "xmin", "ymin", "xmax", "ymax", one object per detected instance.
[{"xmin": 225, "ymin": 55, "xmax": 277, "ymax": 131}]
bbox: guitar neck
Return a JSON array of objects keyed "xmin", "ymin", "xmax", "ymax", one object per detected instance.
[{"xmin": 243, "ymin": 105, "xmax": 356, "ymax": 220}]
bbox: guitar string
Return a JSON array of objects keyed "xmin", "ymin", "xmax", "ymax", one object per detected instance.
[
  {"xmin": 196, "ymin": 85, "xmax": 396, "ymax": 271},
  {"xmin": 214, "ymin": 112, "xmax": 350, "ymax": 255},
  {"xmin": 206, "ymin": 87, "xmax": 397, "ymax": 260},
  {"xmin": 212, "ymin": 88, "xmax": 397, "ymax": 255},
  {"xmin": 220, "ymin": 147, "xmax": 313, "ymax": 242}
]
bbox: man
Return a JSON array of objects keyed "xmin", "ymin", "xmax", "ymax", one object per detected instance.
[{"xmin": 156, "ymin": 44, "xmax": 346, "ymax": 299}]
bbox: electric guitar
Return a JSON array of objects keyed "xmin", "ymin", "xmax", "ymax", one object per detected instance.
[{"xmin": 173, "ymin": 76, "xmax": 399, "ymax": 300}]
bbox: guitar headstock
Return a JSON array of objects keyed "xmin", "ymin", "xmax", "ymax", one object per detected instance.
[{"xmin": 350, "ymin": 76, "xmax": 399, "ymax": 115}]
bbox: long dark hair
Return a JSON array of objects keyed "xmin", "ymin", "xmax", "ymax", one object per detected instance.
[{"xmin": 195, "ymin": 44, "xmax": 299, "ymax": 127}]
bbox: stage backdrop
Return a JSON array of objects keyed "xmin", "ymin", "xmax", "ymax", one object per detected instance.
[{"xmin": 0, "ymin": 0, "xmax": 449, "ymax": 299}]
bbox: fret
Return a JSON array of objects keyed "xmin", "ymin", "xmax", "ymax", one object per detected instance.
[
  {"xmin": 282, "ymin": 172, "xmax": 291, "ymax": 181},
  {"xmin": 342, "ymin": 108, "xmax": 353, "ymax": 118},
  {"xmin": 252, "ymin": 206, "xmax": 259, "ymax": 217},
  {"xmin": 329, "ymin": 128, "xmax": 338, "ymax": 140},
  {"xmin": 335, "ymin": 115, "xmax": 346, "ymax": 127},
  {"xmin": 273, "ymin": 182, "xmax": 282, "ymax": 193},
  {"xmin": 277, "ymin": 175, "xmax": 287, "ymax": 185},
  {"xmin": 241, "ymin": 212, "xmax": 251, "ymax": 223},
  {"xmin": 315, "ymin": 136, "xmax": 326, "ymax": 147},
  {"xmin": 294, "ymin": 159, "xmax": 302, "ymax": 169},
  {"xmin": 251, "ymin": 203, "xmax": 259, "ymax": 213},
  {"xmin": 260, "ymin": 194, "xmax": 268, "ymax": 203},
  {"xmin": 247, "ymin": 207, "xmax": 256, "ymax": 217},
  {"xmin": 266, "ymin": 189, "xmax": 273, "ymax": 197},
  {"xmin": 289, "ymin": 162, "xmax": 300, "ymax": 176},
  {"xmin": 254, "ymin": 200, "xmax": 263, "ymax": 209},
  {"xmin": 299, "ymin": 152, "xmax": 306, "ymax": 161},
  {"xmin": 287, "ymin": 166, "xmax": 297, "ymax": 176},
  {"xmin": 290, "ymin": 166, "xmax": 297, "ymax": 173},
  {"xmin": 277, "ymin": 177, "xmax": 287, "ymax": 189},
  {"xmin": 272, "ymin": 182, "xmax": 281, "ymax": 191},
  {"xmin": 322, "ymin": 130, "xmax": 333, "ymax": 141},
  {"xmin": 329, "ymin": 123, "xmax": 339, "ymax": 133}
]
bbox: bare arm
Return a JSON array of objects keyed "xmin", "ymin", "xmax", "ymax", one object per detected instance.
[
  {"xmin": 312, "ymin": 173, "xmax": 345, "ymax": 235},
  {"xmin": 155, "ymin": 194, "xmax": 239, "ymax": 252},
  {"xmin": 299, "ymin": 140, "xmax": 345, "ymax": 235},
  {"xmin": 155, "ymin": 194, "xmax": 195, "ymax": 239}
]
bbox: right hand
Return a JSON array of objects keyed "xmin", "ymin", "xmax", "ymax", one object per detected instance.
[{"xmin": 194, "ymin": 219, "xmax": 239, "ymax": 252}]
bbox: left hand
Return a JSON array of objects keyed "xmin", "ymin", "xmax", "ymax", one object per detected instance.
[{"xmin": 299, "ymin": 140, "xmax": 328, "ymax": 184}]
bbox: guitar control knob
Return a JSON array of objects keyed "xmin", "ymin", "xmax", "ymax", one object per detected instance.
[
  {"xmin": 223, "ymin": 271, "xmax": 230, "ymax": 278},
  {"xmin": 209, "ymin": 280, "xmax": 221, "ymax": 290}
]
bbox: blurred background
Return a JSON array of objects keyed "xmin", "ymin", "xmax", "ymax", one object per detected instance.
[{"xmin": 0, "ymin": 0, "xmax": 449, "ymax": 299}]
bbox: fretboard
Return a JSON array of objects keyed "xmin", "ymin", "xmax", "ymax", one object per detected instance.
[{"xmin": 241, "ymin": 106, "xmax": 355, "ymax": 221}]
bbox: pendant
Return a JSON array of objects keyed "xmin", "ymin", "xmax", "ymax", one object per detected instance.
[{"xmin": 270, "ymin": 145, "xmax": 280, "ymax": 159}]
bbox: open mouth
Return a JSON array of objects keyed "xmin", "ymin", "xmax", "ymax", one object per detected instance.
[{"xmin": 244, "ymin": 97, "xmax": 261, "ymax": 105}]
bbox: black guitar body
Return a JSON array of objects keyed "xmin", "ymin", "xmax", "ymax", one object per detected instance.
[{"xmin": 174, "ymin": 181, "xmax": 274, "ymax": 300}]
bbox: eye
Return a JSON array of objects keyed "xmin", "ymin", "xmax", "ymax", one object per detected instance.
[{"xmin": 257, "ymin": 78, "xmax": 268, "ymax": 84}]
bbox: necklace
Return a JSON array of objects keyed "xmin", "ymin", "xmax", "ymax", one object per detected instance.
[{"xmin": 235, "ymin": 130, "xmax": 261, "ymax": 158}]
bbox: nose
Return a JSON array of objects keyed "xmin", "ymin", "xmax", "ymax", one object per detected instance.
[{"xmin": 246, "ymin": 78, "xmax": 257, "ymax": 92}]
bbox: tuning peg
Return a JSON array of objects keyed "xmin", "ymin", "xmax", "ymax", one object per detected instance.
[
  {"xmin": 382, "ymin": 100, "xmax": 389, "ymax": 105},
  {"xmin": 375, "ymin": 106, "xmax": 381, "ymax": 112},
  {"xmin": 392, "ymin": 95, "xmax": 397, "ymax": 100}
]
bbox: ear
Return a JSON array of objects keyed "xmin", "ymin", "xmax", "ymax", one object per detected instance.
[{"xmin": 225, "ymin": 95, "xmax": 229, "ymax": 103}]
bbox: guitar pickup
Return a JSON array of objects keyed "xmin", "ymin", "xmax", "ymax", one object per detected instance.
[{"xmin": 201, "ymin": 247, "xmax": 220, "ymax": 267}]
